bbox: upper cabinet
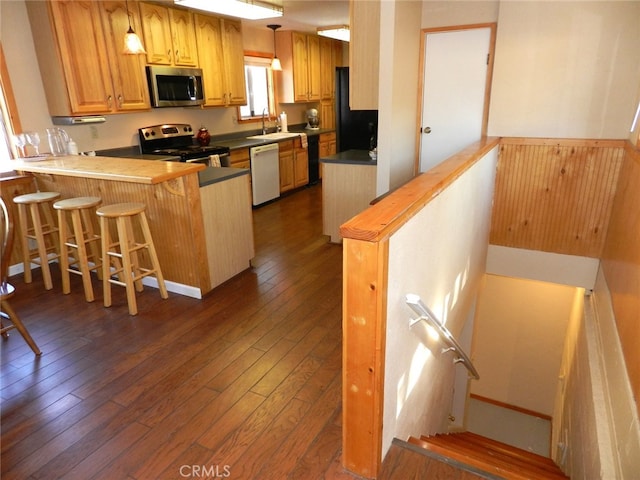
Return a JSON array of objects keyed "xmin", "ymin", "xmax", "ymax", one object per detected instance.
[
  {"xmin": 100, "ymin": 1, "xmax": 151, "ymax": 111},
  {"xmin": 193, "ymin": 14, "xmax": 246, "ymax": 107},
  {"xmin": 275, "ymin": 31, "xmax": 322, "ymax": 103},
  {"xmin": 26, "ymin": 0, "xmax": 150, "ymax": 116},
  {"xmin": 140, "ymin": 2, "xmax": 198, "ymax": 67},
  {"xmin": 349, "ymin": 0, "xmax": 379, "ymax": 109}
]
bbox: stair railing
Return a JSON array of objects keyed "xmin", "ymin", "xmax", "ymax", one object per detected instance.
[{"xmin": 406, "ymin": 294, "xmax": 480, "ymax": 380}]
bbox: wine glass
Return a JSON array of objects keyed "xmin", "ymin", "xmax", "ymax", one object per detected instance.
[
  {"xmin": 13, "ymin": 133, "xmax": 26, "ymax": 158},
  {"xmin": 24, "ymin": 131, "xmax": 41, "ymax": 156}
]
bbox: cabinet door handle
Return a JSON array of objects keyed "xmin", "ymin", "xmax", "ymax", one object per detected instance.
[
  {"xmin": 107, "ymin": 95, "xmax": 112, "ymax": 107},
  {"xmin": 117, "ymin": 95, "xmax": 123, "ymax": 107}
]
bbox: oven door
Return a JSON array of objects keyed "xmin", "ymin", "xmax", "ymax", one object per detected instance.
[{"xmin": 185, "ymin": 152, "xmax": 230, "ymax": 167}]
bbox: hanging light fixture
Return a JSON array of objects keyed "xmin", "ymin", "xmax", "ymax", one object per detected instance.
[
  {"xmin": 268, "ymin": 24, "xmax": 282, "ymax": 71},
  {"xmin": 123, "ymin": 0, "xmax": 146, "ymax": 55}
]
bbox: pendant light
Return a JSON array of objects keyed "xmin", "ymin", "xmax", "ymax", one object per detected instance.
[
  {"xmin": 123, "ymin": 0, "xmax": 146, "ymax": 55},
  {"xmin": 267, "ymin": 24, "xmax": 282, "ymax": 71}
]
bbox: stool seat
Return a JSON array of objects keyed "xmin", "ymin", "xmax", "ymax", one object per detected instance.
[
  {"xmin": 97, "ymin": 202, "xmax": 167, "ymax": 315},
  {"xmin": 53, "ymin": 196, "xmax": 102, "ymax": 211},
  {"xmin": 13, "ymin": 191, "xmax": 61, "ymax": 290},
  {"xmin": 96, "ymin": 202, "xmax": 146, "ymax": 218},
  {"xmin": 54, "ymin": 196, "xmax": 102, "ymax": 302},
  {"xmin": 13, "ymin": 191, "xmax": 61, "ymax": 205}
]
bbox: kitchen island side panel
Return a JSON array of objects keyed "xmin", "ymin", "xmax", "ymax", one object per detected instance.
[
  {"xmin": 199, "ymin": 174, "xmax": 254, "ymax": 291},
  {"xmin": 31, "ymin": 173, "xmax": 209, "ymax": 294}
]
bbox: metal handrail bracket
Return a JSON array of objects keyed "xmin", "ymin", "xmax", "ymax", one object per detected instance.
[{"xmin": 406, "ymin": 293, "xmax": 480, "ymax": 380}]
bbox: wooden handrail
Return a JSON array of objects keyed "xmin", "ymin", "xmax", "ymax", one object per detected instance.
[{"xmin": 340, "ymin": 136, "xmax": 500, "ymax": 243}]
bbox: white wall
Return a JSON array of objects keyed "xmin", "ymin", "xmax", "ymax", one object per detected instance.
[
  {"xmin": 471, "ymin": 274, "xmax": 580, "ymax": 416},
  {"xmin": 377, "ymin": 0, "xmax": 422, "ymax": 195},
  {"xmin": 488, "ymin": 1, "xmax": 640, "ymax": 138},
  {"xmin": 382, "ymin": 145, "xmax": 498, "ymax": 457},
  {"xmin": 553, "ymin": 269, "xmax": 640, "ymax": 479},
  {"xmin": 421, "ymin": 1, "xmax": 499, "ymax": 28}
]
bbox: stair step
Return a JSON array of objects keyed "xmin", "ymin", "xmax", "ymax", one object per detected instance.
[{"xmin": 409, "ymin": 433, "xmax": 569, "ymax": 480}]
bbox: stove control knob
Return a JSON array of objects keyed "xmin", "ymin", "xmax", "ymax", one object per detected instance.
[{"xmin": 144, "ymin": 131, "xmax": 151, "ymax": 138}]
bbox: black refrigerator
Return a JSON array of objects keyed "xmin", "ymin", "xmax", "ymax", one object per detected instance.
[{"xmin": 335, "ymin": 67, "xmax": 378, "ymax": 152}]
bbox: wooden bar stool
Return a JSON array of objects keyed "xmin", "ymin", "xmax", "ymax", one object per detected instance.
[
  {"xmin": 13, "ymin": 191, "xmax": 61, "ymax": 290},
  {"xmin": 96, "ymin": 202, "xmax": 168, "ymax": 315},
  {"xmin": 53, "ymin": 196, "xmax": 102, "ymax": 302}
]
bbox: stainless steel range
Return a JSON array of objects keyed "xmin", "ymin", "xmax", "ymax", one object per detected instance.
[{"xmin": 138, "ymin": 123, "xmax": 230, "ymax": 165}]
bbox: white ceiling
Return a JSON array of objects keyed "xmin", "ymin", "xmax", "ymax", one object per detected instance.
[{"xmin": 236, "ymin": 1, "xmax": 350, "ymax": 33}]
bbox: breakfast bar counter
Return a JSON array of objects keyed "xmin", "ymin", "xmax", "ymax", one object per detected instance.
[{"xmin": 11, "ymin": 156, "xmax": 254, "ymax": 298}]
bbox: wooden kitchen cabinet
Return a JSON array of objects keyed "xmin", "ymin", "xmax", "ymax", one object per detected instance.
[
  {"xmin": 294, "ymin": 139, "xmax": 309, "ymax": 188},
  {"xmin": 140, "ymin": 2, "xmax": 198, "ymax": 67},
  {"xmin": 319, "ymin": 132, "xmax": 337, "ymax": 157},
  {"xmin": 278, "ymin": 140, "xmax": 295, "ymax": 192},
  {"xmin": 195, "ymin": 14, "xmax": 246, "ymax": 107},
  {"xmin": 275, "ymin": 31, "xmax": 321, "ymax": 103},
  {"xmin": 100, "ymin": 1, "xmax": 150, "ymax": 111},
  {"xmin": 320, "ymin": 37, "xmax": 334, "ymax": 100},
  {"xmin": 26, "ymin": 0, "xmax": 150, "ymax": 116},
  {"xmin": 229, "ymin": 148, "xmax": 250, "ymax": 170},
  {"xmin": 169, "ymin": 8, "xmax": 199, "ymax": 66}
]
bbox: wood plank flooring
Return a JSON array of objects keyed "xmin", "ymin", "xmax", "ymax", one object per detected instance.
[{"xmin": 1, "ymin": 184, "xmax": 471, "ymax": 480}]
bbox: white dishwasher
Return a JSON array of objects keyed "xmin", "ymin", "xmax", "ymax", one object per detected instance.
[{"xmin": 250, "ymin": 143, "xmax": 280, "ymax": 206}]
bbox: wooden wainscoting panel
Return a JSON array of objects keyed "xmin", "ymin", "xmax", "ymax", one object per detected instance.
[
  {"xmin": 31, "ymin": 173, "xmax": 205, "ymax": 289},
  {"xmin": 491, "ymin": 139, "xmax": 625, "ymax": 258},
  {"xmin": 601, "ymin": 143, "xmax": 640, "ymax": 412}
]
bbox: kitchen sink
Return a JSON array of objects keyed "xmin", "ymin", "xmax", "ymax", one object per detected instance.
[{"xmin": 246, "ymin": 132, "xmax": 301, "ymax": 140}]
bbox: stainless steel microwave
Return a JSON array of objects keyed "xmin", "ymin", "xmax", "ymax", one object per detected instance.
[{"xmin": 146, "ymin": 66, "xmax": 204, "ymax": 108}]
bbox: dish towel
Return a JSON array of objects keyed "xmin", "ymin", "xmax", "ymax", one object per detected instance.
[
  {"xmin": 209, "ymin": 154, "xmax": 221, "ymax": 167},
  {"xmin": 299, "ymin": 132, "xmax": 308, "ymax": 148}
]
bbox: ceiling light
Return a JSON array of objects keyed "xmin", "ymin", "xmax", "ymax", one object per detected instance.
[
  {"xmin": 123, "ymin": 0, "xmax": 146, "ymax": 54},
  {"xmin": 317, "ymin": 25, "xmax": 349, "ymax": 42},
  {"xmin": 175, "ymin": 0, "xmax": 283, "ymax": 20},
  {"xmin": 267, "ymin": 24, "xmax": 282, "ymax": 71}
]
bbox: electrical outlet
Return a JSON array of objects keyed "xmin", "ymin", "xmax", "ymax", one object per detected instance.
[{"xmin": 90, "ymin": 126, "xmax": 98, "ymax": 139}]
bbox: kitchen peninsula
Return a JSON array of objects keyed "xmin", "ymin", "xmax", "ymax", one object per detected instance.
[
  {"xmin": 11, "ymin": 155, "xmax": 254, "ymax": 298},
  {"xmin": 320, "ymin": 149, "xmax": 377, "ymax": 243}
]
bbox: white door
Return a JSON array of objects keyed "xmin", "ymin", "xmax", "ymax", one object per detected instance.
[{"xmin": 419, "ymin": 27, "xmax": 492, "ymax": 173}]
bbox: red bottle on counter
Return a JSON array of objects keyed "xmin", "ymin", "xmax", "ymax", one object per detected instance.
[{"xmin": 196, "ymin": 127, "xmax": 210, "ymax": 146}]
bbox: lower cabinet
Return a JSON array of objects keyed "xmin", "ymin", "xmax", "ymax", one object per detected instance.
[
  {"xmin": 229, "ymin": 148, "xmax": 250, "ymax": 169},
  {"xmin": 279, "ymin": 140, "xmax": 295, "ymax": 193},
  {"xmin": 294, "ymin": 139, "xmax": 309, "ymax": 188}
]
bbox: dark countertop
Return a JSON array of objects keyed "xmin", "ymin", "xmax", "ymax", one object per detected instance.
[
  {"xmin": 320, "ymin": 149, "xmax": 377, "ymax": 166},
  {"xmin": 212, "ymin": 126, "xmax": 335, "ymax": 151},
  {"xmin": 198, "ymin": 166, "xmax": 250, "ymax": 187}
]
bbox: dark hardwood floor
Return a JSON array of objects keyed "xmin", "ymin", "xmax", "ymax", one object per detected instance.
[
  {"xmin": 2, "ymin": 183, "xmax": 476, "ymax": 480},
  {"xmin": 1, "ymin": 184, "xmax": 356, "ymax": 480}
]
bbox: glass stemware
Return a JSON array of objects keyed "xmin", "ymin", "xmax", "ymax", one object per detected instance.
[
  {"xmin": 13, "ymin": 133, "xmax": 26, "ymax": 158},
  {"xmin": 24, "ymin": 131, "xmax": 41, "ymax": 156}
]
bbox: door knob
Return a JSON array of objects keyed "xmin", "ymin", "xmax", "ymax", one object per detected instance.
[{"xmin": 422, "ymin": 127, "xmax": 432, "ymax": 134}]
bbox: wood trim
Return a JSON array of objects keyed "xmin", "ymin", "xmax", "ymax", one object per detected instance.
[
  {"xmin": 500, "ymin": 137, "xmax": 625, "ymax": 148},
  {"xmin": 341, "ymin": 137, "xmax": 499, "ymax": 243},
  {"xmin": 342, "ymin": 237, "xmax": 388, "ymax": 478},
  {"xmin": 624, "ymin": 138, "xmax": 640, "ymax": 165},
  {"xmin": 0, "ymin": 43, "xmax": 22, "ymax": 134},
  {"xmin": 470, "ymin": 393, "xmax": 552, "ymax": 421},
  {"xmin": 414, "ymin": 24, "xmax": 497, "ymax": 176}
]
